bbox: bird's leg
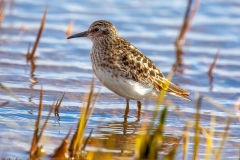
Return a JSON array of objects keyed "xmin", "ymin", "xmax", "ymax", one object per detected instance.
[
  {"xmin": 137, "ymin": 101, "xmax": 142, "ymax": 120},
  {"xmin": 124, "ymin": 99, "xmax": 130, "ymax": 121}
]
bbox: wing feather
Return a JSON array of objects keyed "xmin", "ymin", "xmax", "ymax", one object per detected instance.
[{"xmin": 111, "ymin": 37, "xmax": 191, "ymax": 100}]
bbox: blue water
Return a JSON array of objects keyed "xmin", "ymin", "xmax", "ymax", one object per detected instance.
[{"xmin": 0, "ymin": 0, "xmax": 240, "ymax": 159}]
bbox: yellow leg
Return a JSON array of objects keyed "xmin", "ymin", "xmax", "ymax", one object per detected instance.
[
  {"xmin": 137, "ymin": 101, "xmax": 142, "ymax": 120},
  {"xmin": 124, "ymin": 99, "xmax": 130, "ymax": 121}
]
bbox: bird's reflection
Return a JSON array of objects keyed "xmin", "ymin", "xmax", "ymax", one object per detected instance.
[
  {"xmin": 88, "ymin": 116, "xmax": 181, "ymax": 157},
  {"xmin": 92, "ymin": 119, "xmax": 139, "ymax": 156}
]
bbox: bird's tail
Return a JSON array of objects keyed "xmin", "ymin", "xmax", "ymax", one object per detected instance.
[
  {"xmin": 167, "ymin": 82, "xmax": 191, "ymax": 101},
  {"xmin": 155, "ymin": 78, "xmax": 191, "ymax": 101}
]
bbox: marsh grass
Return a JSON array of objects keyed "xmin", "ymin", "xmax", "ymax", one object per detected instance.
[
  {"xmin": 25, "ymin": 6, "xmax": 48, "ymax": 87},
  {"xmin": 0, "ymin": 82, "xmax": 33, "ymax": 109},
  {"xmin": 66, "ymin": 20, "xmax": 74, "ymax": 38},
  {"xmin": 175, "ymin": 0, "xmax": 201, "ymax": 46},
  {"xmin": 208, "ymin": 49, "xmax": 220, "ymax": 91},
  {"xmin": 0, "ymin": 0, "xmax": 12, "ymax": 26},
  {"xmin": 29, "ymin": 87, "xmax": 54, "ymax": 159},
  {"xmin": 173, "ymin": 0, "xmax": 201, "ymax": 74},
  {"xmin": 26, "ymin": 6, "xmax": 48, "ymax": 61},
  {"xmin": 54, "ymin": 92, "xmax": 65, "ymax": 123},
  {"xmin": 68, "ymin": 79, "xmax": 99, "ymax": 158}
]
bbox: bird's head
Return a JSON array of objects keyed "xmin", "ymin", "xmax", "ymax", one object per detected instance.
[{"xmin": 67, "ymin": 20, "xmax": 119, "ymax": 43}]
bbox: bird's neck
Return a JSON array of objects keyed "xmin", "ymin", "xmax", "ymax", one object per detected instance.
[
  {"xmin": 91, "ymin": 37, "xmax": 119, "ymax": 66},
  {"xmin": 92, "ymin": 36, "xmax": 118, "ymax": 47}
]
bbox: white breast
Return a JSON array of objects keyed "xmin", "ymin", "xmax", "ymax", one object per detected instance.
[{"xmin": 92, "ymin": 65, "xmax": 154, "ymax": 100}]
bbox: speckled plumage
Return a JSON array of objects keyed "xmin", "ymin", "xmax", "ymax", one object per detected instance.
[{"xmin": 67, "ymin": 20, "xmax": 191, "ymax": 118}]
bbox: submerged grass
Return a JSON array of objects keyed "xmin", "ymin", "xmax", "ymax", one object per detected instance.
[{"xmin": 54, "ymin": 92, "xmax": 65, "ymax": 123}]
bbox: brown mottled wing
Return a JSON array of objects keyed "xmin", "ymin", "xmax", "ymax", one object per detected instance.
[
  {"xmin": 112, "ymin": 37, "xmax": 165, "ymax": 86},
  {"xmin": 112, "ymin": 38, "xmax": 190, "ymax": 100}
]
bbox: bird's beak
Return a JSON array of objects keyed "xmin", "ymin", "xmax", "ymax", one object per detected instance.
[{"xmin": 67, "ymin": 31, "xmax": 88, "ymax": 39}]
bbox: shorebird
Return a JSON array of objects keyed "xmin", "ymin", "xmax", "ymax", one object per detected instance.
[{"xmin": 67, "ymin": 20, "xmax": 191, "ymax": 119}]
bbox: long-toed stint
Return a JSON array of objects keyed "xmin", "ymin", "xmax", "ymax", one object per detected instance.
[{"xmin": 67, "ymin": 20, "xmax": 191, "ymax": 120}]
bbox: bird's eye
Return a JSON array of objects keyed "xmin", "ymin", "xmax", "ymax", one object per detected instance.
[{"xmin": 94, "ymin": 28, "xmax": 99, "ymax": 32}]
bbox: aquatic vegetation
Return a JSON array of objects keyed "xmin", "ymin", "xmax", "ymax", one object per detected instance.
[
  {"xmin": 11, "ymin": 74, "xmax": 234, "ymax": 159},
  {"xmin": 29, "ymin": 88, "xmax": 53, "ymax": 159},
  {"xmin": 0, "ymin": 0, "xmax": 12, "ymax": 26},
  {"xmin": 208, "ymin": 49, "xmax": 220, "ymax": 91},
  {"xmin": 175, "ymin": 0, "xmax": 201, "ymax": 46},
  {"xmin": 26, "ymin": 6, "xmax": 48, "ymax": 61}
]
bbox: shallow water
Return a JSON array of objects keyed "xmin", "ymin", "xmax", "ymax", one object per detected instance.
[{"xmin": 0, "ymin": 0, "xmax": 240, "ymax": 159}]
